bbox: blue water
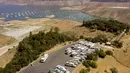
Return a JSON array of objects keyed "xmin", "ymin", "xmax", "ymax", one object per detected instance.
[{"xmin": 0, "ymin": 4, "xmax": 94, "ymax": 22}]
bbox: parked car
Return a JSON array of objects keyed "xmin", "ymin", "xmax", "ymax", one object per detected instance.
[
  {"xmin": 56, "ymin": 65, "xmax": 67, "ymax": 72},
  {"xmin": 70, "ymin": 50, "xmax": 78, "ymax": 57},
  {"xmin": 56, "ymin": 65, "xmax": 70, "ymax": 73},
  {"xmin": 65, "ymin": 48, "xmax": 72, "ymax": 55},
  {"xmin": 65, "ymin": 62, "xmax": 77, "ymax": 68},
  {"xmin": 72, "ymin": 59, "xmax": 81, "ymax": 64}
]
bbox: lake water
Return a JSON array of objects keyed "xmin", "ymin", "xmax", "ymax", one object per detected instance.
[{"xmin": 0, "ymin": 4, "xmax": 94, "ymax": 22}]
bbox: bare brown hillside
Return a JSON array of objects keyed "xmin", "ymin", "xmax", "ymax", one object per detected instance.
[{"xmin": 82, "ymin": 2, "xmax": 130, "ymax": 24}]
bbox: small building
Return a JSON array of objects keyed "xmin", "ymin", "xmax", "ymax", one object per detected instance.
[{"xmin": 105, "ymin": 42, "xmax": 111, "ymax": 46}]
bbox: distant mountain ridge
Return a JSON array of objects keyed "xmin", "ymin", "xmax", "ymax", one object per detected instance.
[
  {"xmin": 0, "ymin": 0, "xmax": 89, "ymax": 5},
  {"xmin": 91, "ymin": 0, "xmax": 130, "ymax": 2},
  {"xmin": 0, "ymin": 0, "xmax": 129, "ymax": 5}
]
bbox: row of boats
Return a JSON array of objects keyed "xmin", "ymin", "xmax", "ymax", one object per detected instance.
[
  {"xmin": 0, "ymin": 11, "xmax": 48, "ymax": 18},
  {"xmin": 0, "ymin": 10, "xmax": 93, "ymax": 21}
]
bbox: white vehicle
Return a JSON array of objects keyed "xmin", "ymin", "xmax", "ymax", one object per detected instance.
[
  {"xmin": 40, "ymin": 54, "xmax": 49, "ymax": 63},
  {"xmin": 65, "ymin": 49, "xmax": 72, "ymax": 55},
  {"xmin": 72, "ymin": 61, "xmax": 78, "ymax": 65},
  {"xmin": 56, "ymin": 65, "xmax": 67, "ymax": 71},
  {"xmin": 66, "ymin": 70, "xmax": 70, "ymax": 73},
  {"xmin": 55, "ymin": 68, "xmax": 64, "ymax": 73},
  {"xmin": 73, "ymin": 59, "xmax": 81, "ymax": 64},
  {"xmin": 70, "ymin": 50, "xmax": 78, "ymax": 57},
  {"xmin": 56, "ymin": 65, "xmax": 70, "ymax": 73},
  {"xmin": 65, "ymin": 62, "xmax": 77, "ymax": 68}
]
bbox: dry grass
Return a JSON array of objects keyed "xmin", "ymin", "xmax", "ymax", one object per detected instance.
[
  {"xmin": 44, "ymin": 19, "xmax": 81, "ymax": 31},
  {"xmin": 113, "ymin": 34, "xmax": 130, "ymax": 68},
  {"xmin": 90, "ymin": 56, "xmax": 130, "ymax": 73},
  {"xmin": 0, "ymin": 34, "xmax": 15, "ymax": 47},
  {"xmin": 72, "ymin": 64, "xmax": 85, "ymax": 73},
  {"xmin": 72, "ymin": 56, "xmax": 130, "ymax": 73},
  {"xmin": 45, "ymin": 19, "xmax": 114, "ymax": 38},
  {"xmin": 0, "ymin": 48, "xmax": 16, "ymax": 68}
]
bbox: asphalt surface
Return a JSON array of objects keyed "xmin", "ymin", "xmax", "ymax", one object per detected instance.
[{"xmin": 20, "ymin": 45, "xmax": 74, "ymax": 73}]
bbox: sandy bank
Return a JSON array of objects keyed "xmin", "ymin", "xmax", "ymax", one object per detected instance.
[
  {"xmin": 0, "ymin": 42, "xmax": 18, "ymax": 56},
  {"xmin": 108, "ymin": 6, "xmax": 130, "ymax": 9},
  {"xmin": 60, "ymin": 5, "xmax": 86, "ymax": 11},
  {"xmin": 2, "ymin": 26, "xmax": 42, "ymax": 39}
]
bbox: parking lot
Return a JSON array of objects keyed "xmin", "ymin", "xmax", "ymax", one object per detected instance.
[
  {"xmin": 20, "ymin": 45, "xmax": 74, "ymax": 73},
  {"xmin": 20, "ymin": 40, "xmax": 102, "ymax": 73}
]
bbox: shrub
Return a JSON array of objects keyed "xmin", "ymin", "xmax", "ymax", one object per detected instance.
[
  {"xmin": 85, "ymin": 35, "xmax": 108, "ymax": 44},
  {"xmin": 110, "ymin": 67, "xmax": 118, "ymax": 73},
  {"xmin": 83, "ymin": 60, "xmax": 90, "ymax": 68},
  {"xmin": 80, "ymin": 35, "xmax": 84, "ymax": 39},
  {"xmin": 83, "ymin": 60, "xmax": 98, "ymax": 68},
  {"xmin": 0, "ymin": 68, "xmax": 3, "ymax": 73},
  {"xmin": 79, "ymin": 69, "xmax": 89, "ymax": 73},
  {"xmin": 92, "ymin": 35, "xmax": 108, "ymax": 43},
  {"xmin": 86, "ymin": 67, "xmax": 90, "ymax": 72},
  {"xmin": 96, "ymin": 49, "xmax": 106, "ymax": 58},
  {"xmin": 89, "ymin": 60, "xmax": 98, "ymax": 68},
  {"xmin": 112, "ymin": 41, "xmax": 123, "ymax": 48},
  {"xmin": 87, "ymin": 53, "xmax": 98, "ymax": 61},
  {"xmin": 105, "ymin": 50, "xmax": 113, "ymax": 56}
]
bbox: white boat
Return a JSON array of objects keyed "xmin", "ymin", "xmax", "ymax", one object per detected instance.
[
  {"xmin": 1, "ymin": 13, "xmax": 4, "ymax": 15},
  {"xmin": 21, "ymin": 13, "xmax": 25, "ymax": 16},
  {"xmin": 15, "ymin": 12, "xmax": 17, "ymax": 14},
  {"xmin": 31, "ymin": 12, "xmax": 34, "ymax": 15},
  {"xmin": 28, "ymin": 11, "xmax": 31, "ymax": 15},
  {"xmin": 10, "ymin": 15, "xmax": 13, "ymax": 18},
  {"xmin": 10, "ymin": 13, "xmax": 13, "ymax": 15},
  {"xmin": 15, "ymin": 15, "xmax": 17, "ymax": 17},
  {"xmin": 6, "ymin": 15, "xmax": 9, "ymax": 18},
  {"xmin": 46, "ymin": 15, "xmax": 55, "ymax": 18},
  {"xmin": 18, "ymin": 13, "xmax": 21, "ymax": 16}
]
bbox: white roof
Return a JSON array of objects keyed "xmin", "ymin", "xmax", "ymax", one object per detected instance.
[{"xmin": 56, "ymin": 65, "xmax": 66, "ymax": 71}]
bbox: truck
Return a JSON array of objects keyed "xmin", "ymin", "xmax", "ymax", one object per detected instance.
[{"xmin": 40, "ymin": 54, "xmax": 49, "ymax": 63}]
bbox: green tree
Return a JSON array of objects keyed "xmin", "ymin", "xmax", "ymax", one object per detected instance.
[
  {"xmin": 80, "ymin": 35, "xmax": 84, "ymax": 39},
  {"xmin": 0, "ymin": 67, "xmax": 3, "ymax": 73},
  {"xmin": 90, "ymin": 60, "xmax": 97, "ymax": 68},
  {"xmin": 112, "ymin": 41, "xmax": 123, "ymax": 48},
  {"xmin": 83, "ymin": 60, "xmax": 98, "ymax": 68},
  {"xmin": 96, "ymin": 49, "xmax": 106, "ymax": 58},
  {"xmin": 54, "ymin": 27, "xmax": 60, "ymax": 33},
  {"xmin": 2, "ymin": 28, "xmax": 76, "ymax": 73},
  {"xmin": 79, "ymin": 69, "xmax": 89, "ymax": 73},
  {"xmin": 87, "ymin": 53, "xmax": 98, "ymax": 61},
  {"xmin": 82, "ymin": 19, "xmax": 130, "ymax": 34}
]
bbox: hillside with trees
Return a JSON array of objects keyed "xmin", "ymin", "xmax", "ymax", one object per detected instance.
[
  {"xmin": 1, "ymin": 27, "xmax": 77, "ymax": 73},
  {"xmin": 82, "ymin": 19, "xmax": 130, "ymax": 35}
]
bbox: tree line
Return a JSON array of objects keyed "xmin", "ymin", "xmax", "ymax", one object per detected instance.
[
  {"xmin": 82, "ymin": 19, "xmax": 130, "ymax": 35},
  {"xmin": 1, "ymin": 27, "xmax": 77, "ymax": 73}
]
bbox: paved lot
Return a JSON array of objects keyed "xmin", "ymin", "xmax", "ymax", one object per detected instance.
[{"xmin": 20, "ymin": 45, "xmax": 74, "ymax": 73}]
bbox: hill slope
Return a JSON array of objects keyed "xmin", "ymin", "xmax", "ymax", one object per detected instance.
[{"xmin": 82, "ymin": 2, "xmax": 130, "ymax": 24}]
